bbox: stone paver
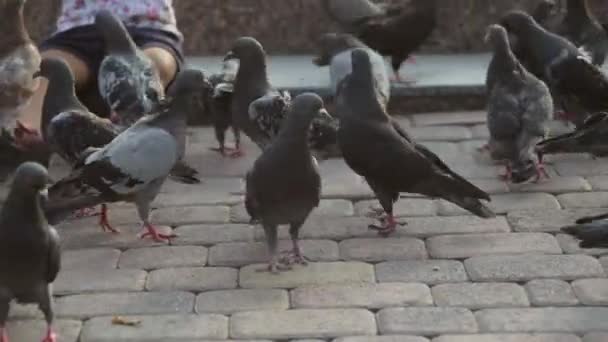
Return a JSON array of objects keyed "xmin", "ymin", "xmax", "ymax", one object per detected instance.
[
  {"xmin": 376, "ymin": 260, "xmax": 468, "ymax": 285},
  {"xmin": 556, "ymin": 233, "xmax": 608, "ymax": 256},
  {"xmin": 399, "ymin": 216, "xmax": 511, "ymax": 237},
  {"xmin": 355, "ymin": 199, "xmax": 437, "ymax": 217},
  {"xmin": 118, "ymin": 245, "xmax": 208, "ymax": 270},
  {"xmin": 172, "ymin": 223, "xmax": 255, "ymax": 245},
  {"xmin": 80, "ymin": 314, "xmax": 228, "ymax": 341},
  {"xmin": 558, "ymin": 192, "xmax": 608, "ymax": 209},
  {"xmin": 61, "ymin": 248, "xmax": 121, "ymax": 270},
  {"xmin": 6, "ymin": 319, "xmax": 82, "ymax": 342},
  {"xmin": 572, "ymin": 278, "xmax": 608, "ymax": 305},
  {"xmin": 230, "ymin": 309, "xmax": 377, "ymax": 339},
  {"xmin": 465, "ymin": 254, "xmax": 605, "ymax": 281},
  {"xmin": 475, "ymin": 307, "xmax": 608, "ymax": 333},
  {"xmin": 150, "ymin": 205, "xmax": 230, "ymax": 225},
  {"xmin": 196, "ymin": 289, "xmax": 289, "ymax": 314},
  {"xmin": 508, "ymin": 177, "xmax": 591, "ymax": 194},
  {"xmin": 335, "ymin": 337, "xmax": 430, "ymax": 342},
  {"xmin": 525, "ymin": 279, "xmax": 579, "ymax": 306},
  {"xmin": 433, "ymin": 334, "xmax": 581, "ymax": 342},
  {"xmin": 427, "ymin": 233, "xmax": 561, "ymax": 259},
  {"xmin": 377, "ymin": 307, "xmax": 478, "ymax": 336},
  {"xmin": 290, "ymin": 283, "xmax": 432, "ymax": 309},
  {"xmin": 339, "ymin": 238, "xmax": 427, "ymax": 262},
  {"xmin": 208, "ymin": 240, "xmax": 339, "ymax": 266},
  {"xmin": 54, "ymin": 268, "xmax": 147, "ymax": 295},
  {"xmin": 584, "ymin": 333, "xmax": 608, "ymax": 342},
  {"xmin": 431, "ymin": 283, "xmax": 529, "ymax": 309},
  {"xmin": 239, "ymin": 262, "xmax": 375, "ymax": 289},
  {"xmin": 507, "ymin": 208, "xmax": 608, "ymax": 232},
  {"xmin": 146, "ymin": 267, "xmax": 238, "ymax": 291}
]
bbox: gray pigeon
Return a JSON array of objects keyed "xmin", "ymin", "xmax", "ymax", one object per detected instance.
[
  {"xmin": 536, "ymin": 111, "xmax": 608, "ymax": 157},
  {"xmin": 322, "ymin": 0, "xmax": 385, "ymax": 30},
  {"xmin": 499, "ymin": 10, "xmax": 605, "ymax": 127},
  {"xmin": 562, "ymin": 212, "xmax": 608, "ymax": 248},
  {"xmin": 0, "ymin": 0, "xmax": 41, "ymax": 148},
  {"xmin": 313, "ymin": 32, "xmax": 390, "ymax": 107},
  {"xmin": 204, "ymin": 58, "xmax": 241, "ymax": 157},
  {"xmin": 48, "ymin": 69, "xmax": 207, "ymax": 242},
  {"xmin": 0, "ymin": 162, "xmax": 60, "ymax": 342},
  {"xmin": 245, "ymin": 93, "xmax": 329, "ymax": 273},
  {"xmin": 337, "ymin": 48, "xmax": 495, "ymax": 236},
  {"xmin": 484, "ymin": 24, "xmax": 553, "ymax": 183},
  {"xmin": 95, "ymin": 10, "xmax": 164, "ymax": 127}
]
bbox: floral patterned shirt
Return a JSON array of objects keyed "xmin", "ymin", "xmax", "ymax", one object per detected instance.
[{"xmin": 55, "ymin": 0, "xmax": 182, "ymax": 38}]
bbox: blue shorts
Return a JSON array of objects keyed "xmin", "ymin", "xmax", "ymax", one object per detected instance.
[{"xmin": 40, "ymin": 25, "xmax": 184, "ymax": 118}]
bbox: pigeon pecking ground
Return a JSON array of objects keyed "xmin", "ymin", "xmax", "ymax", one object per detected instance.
[{"xmin": 1, "ymin": 108, "xmax": 608, "ymax": 341}]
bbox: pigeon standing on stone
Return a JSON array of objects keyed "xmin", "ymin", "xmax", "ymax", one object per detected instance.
[
  {"xmin": 500, "ymin": 10, "xmax": 607, "ymax": 127},
  {"xmin": 313, "ymin": 32, "xmax": 390, "ymax": 107},
  {"xmin": 245, "ymin": 93, "xmax": 329, "ymax": 273},
  {"xmin": 0, "ymin": 162, "xmax": 60, "ymax": 342},
  {"xmin": 205, "ymin": 58, "xmax": 241, "ymax": 157},
  {"xmin": 562, "ymin": 212, "xmax": 608, "ymax": 248},
  {"xmin": 350, "ymin": 0, "xmax": 437, "ymax": 83},
  {"xmin": 484, "ymin": 24, "xmax": 553, "ymax": 183},
  {"xmin": 536, "ymin": 111, "xmax": 608, "ymax": 157},
  {"xmin": 555, "ymin": 0, "xmax": 608, "ymax": 66},
  {"xmin": 337, "ymin": 49, "xmax": 495, "ymax": 236},
  {"xmin": 48, "ymin": 69, "xmax": 207, "ymax": 242},
  {"xmin": 95, "ymin": 10, "xmax": 164, "ymax": 127},
  {"xmin": 0, "ymin": 0, "xmax": 42, "ymax": 149}
]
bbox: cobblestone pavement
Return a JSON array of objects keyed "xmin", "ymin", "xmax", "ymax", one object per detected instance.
[{"xmin": 6, "ymin": 110, "xmax": 608, "ymax": 341}]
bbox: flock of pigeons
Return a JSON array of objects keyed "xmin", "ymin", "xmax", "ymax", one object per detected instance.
[{"xmin": 1, "ymin": 0, "xmax": 608, "ymax": 340}]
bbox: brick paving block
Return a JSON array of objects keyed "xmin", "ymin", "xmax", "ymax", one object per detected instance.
[
  {"xmin": 8, "ymin": 303, "xmax": 43, "ymax": 319},
  {"xmin": 81, "ymin": 314, "xmax": 228, "ymax": 341},
  {"xmin": 487, "ymin": 193, "xmax": 561, "ymax": 215},
  {"xmin": 290, "ymin": 283, "xmax": 432, "ymax": 309},
  {"xmin": 400, "ymin": 216, "xmax": 511, "ymax": 237},
  {"xmin": 419, "ymin": 142, "xmax": 464, "ymax": 162},
  {"xmin": 239, "ymin": 262, "xmax": 375, "ymax": 289},
  {"xmin": 557, "ymin": 192, "xmax": 608, "ymax": 208},
  {"xmin": 335, "ymin": 337, "xmax": 430, "ymax": 342},
  {"xmin": 208, "ymin": 240, "xmax": 339, "ymax": 266},
  {"xmin": 230, "ymin": 309, "xmax": 376, "ymax": 339},
  {"xmin": 339, "ymin": 238, "xmax": 427, "ymax": 262},
  {"xmin": 411, "ymin": 110, "xmax": 486, "ymax": 126},
  {"xmin": 471, "ymin": 123, "xmax": 490, "ymax": 139},
  {"xmin": 54, "ymin": 268, "xmax": 146, "ymax": 295},
  {"xmin": 155, "ymin": 190, "xmax": 242, "ymax": 207},
  {"xmin": 556, "ymin": 234, "xmax": 608, "ymax": 256},
  {"xmin": 507, "ymin": 208, "xmax": 608, "ymax": 233},
  {"xmin": 468, "ymin": 178, "xmax": 510, "ymax": 194},
  {"xmin": 377, "ymin": 307, "xmax": 477, "ymax": 336},
  {"xmin": 321, "ymin": 174, "xmax": 374, "ymax": 200},
  {"xmin": 172, "ymin": 223, "xmax": 255, "ymax": 245},
  {"xmin": 376, "ymin": 260, "xmax": 468, "ymax": 285},
  {"xmin": 475, "ymin": 307, "xmax": 608, "ymax": 333},
  {"xmin": 584, "ymin": 333, "xmax": 608, "ymax": 342},
  {"xmin": 509, "ymin": 177, "xmax": 591, "ymax": 194},
  {"xmin": 354, "ymin": 199, "xmax": 437, "ymax": 217},
  {"xmin": 61, "ymin": 248, "xmax": 121, "ymax": 270},
  {"xmin": 572, "ymin": 278, "xmax": 608, "ymax": 305},
  {"xmin": 118, "ymin": 245, "xmax": 208, "ymax": 270},
  {"xmin": 231, "ymin": 200, "xmax": 353, "ymax": 223},
  {"xmin": 150, "ymin": 205, "xmax": 230, "ymax": 225},
  {"xmin": 162, "ymin": 176, "xmax": 244, "ymax": 194},
  {"xmin": 433, "ymin": 334, "xmax": 581, "ymax": 342},
  {"xmin": 58, "ymin": 223, "xmax": 176, "ymax": 250},
  {"xmin": 465, "ymin": 254, "xmax": 605, "ymax": 282},
  {"xmin": 196, "ymin": 289, "xmax": 289, "ymax": 314},
  {"xmin": 426, "ymin": 233, "xmax": 561, "ymax": 259},
  {"xmin": 449, "ymin": 163, "xmax": 503, "ymax": 179},
  {"xmin": 554, "ymin": 159, "xmax": 608, "ymax": 176},
  {"xmin": 600, "ymin": 256, "xmax": 608, "ymax": 272},
  {"xmin": 586, "ymin": 176, "xmax": 608, "ymax": 191},
  {"xmin": 436, "ymin": 200, "xmax": 474, "ymax": 216},
  {"xmin": 431, "ymin": 283, "xmax": 529, "ymax": 309},
  {"xmin": 254, "ymin": 217, "xmax": 373, "ymax": 241},
  {"xmin": 410, "ymin": 125, "xmax": 473, "ymax": 141},
  {"xmin": 525, "ymin": 279, "xmax": 579, "ymax": 306},
  {"xmin": 56, "ymin": 291, "xmax": 195, "ymax": 319},
  {"xmin": 6, "ymin": 319, "xmax": 81, "ymax": 342},
  {"xmin": 146, "ymin": 266, "xmax": 238, "ymax": 291}
]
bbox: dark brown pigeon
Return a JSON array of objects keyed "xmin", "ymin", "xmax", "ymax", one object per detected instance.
[
  {"xmin": 245, "ymin": 93, "xmax": 329, "ymax": 273},
  {"xmin": 0, "ymin": 162, "xmax": 60, "ymax": 342},
  {"xmin": 337, "ymin": 48, "xmax": 494, "ymax": 236}
]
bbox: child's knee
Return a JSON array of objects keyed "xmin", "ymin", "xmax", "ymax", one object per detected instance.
[
  {"xmin": 143, "ymin": 47, "xmax": 178, "ymax": 88},
  {"xmin": 40, "ymin": 49, "xmax": 92, "ymax": 88}
]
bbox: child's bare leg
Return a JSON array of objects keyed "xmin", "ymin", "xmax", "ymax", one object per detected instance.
[{"xmin": 143, "ymin": 47, "xmax": 178, "ymax": 89}]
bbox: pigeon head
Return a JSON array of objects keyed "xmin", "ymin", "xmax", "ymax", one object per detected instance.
[
  {"xmin": 499, "ymin": 11, "xmax": 538, "ymax": 36},
  {"xmin": 484, "ymin": 24, "xmax": 508, "ymax": 45},
  {"xmin": 224, "ymin": 37, "xmax": 266, "ymax": 63},
  {"xmin": 167, "ymin": 69, "xmax": 210, "ymax": 98},
  {"xmin": 291, "ymin": 93, "xmax": 332, "ymax": 123},
  {"xmin": 313, "ymin": 33, "xmax": 363, "ymax": 66},
  {"xmin": 11, "ymin": 162, "xmax": 49, "ymax": 197}
]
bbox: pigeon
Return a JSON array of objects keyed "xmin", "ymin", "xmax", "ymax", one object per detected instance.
[
  {"xmin": 531, "ymin": 0, "xmax": 558, "ymax": 29},
  {"xmin": 322, "ymin": 0, "xmax": 385, "ymax": 30},
  {"xmin": 336, "ymin": 48, "xmax": 495, "ymax": 236},
  {"xmin": 0, "ymin": 162, "xmax": 60, "ymax": 342},
  {"xmin": 561, "ymin": 213, "xmax": 608, "ymax": 248},
  {"xmin": 536, "ymin": 111, "xmax": 608, "ymax": 157},
  {"xmin": 204, "ymin": 58, "xmax": 241, "ymax": 157},
  {"xmin": 48, "ymin": 69, "xmax": 207, "ymax": 242},
  {"xmin": 245, "ymin": 93, "xmax": 329, "ymax": 273},
  {"xmin": 95, "ymin": 10, "xmax": 164, "ymax": 127},
  {"xmin": 555, "ymin": 0, "xmax": 608, "ymax": 67},
  {"xmin": 500, "ymin": 10, "xmax": 605, "ymax": 127},
  {"xmin": 226, "ymin": 36, "xmax": 339, "ymax": 156},
  {"xmin": 0, "ymin": 0, "xmax": 42, "ymax": 149},
  {"xmin": 484, "ymin": 24, "xmax": 553, "ymax": 183},
  {"xmin": 350, "ymin": 0, "xmax": 437, "ymax": 83},
  {"xmin": 313, "ymin": 32, "xmax": 390, "ymax": 107}
]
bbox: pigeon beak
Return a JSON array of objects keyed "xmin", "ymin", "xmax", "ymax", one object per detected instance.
[
  {"xmin": 317, "ymin": 108, "xmax": 333, "ymax": 121},
  {"xmin": 223, "ymin": 51, "xmax": 237, "ymax": 61}
]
